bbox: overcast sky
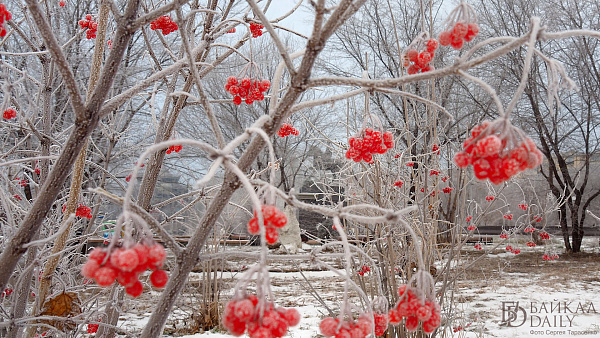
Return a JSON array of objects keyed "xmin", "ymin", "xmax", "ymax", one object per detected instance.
[{"xmin": 263, "ymin": 0, "xmax": 314, "ymax": 37}]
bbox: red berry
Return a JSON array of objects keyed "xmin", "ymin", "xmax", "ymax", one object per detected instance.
[
  {"xmin": 438, "ymin": 31, "xmax": 451, "ymax": 46},
  {"xmin": 147, "ymin": 244, "xmax": 167, "ymax": 268},
  {"xmin": 81, "ymin": 259, "xmax": 100, "ymax": 279},
  {"xmin": 284, "ymin": 308, "xmax": 301, "ymax": 327},
  {"xmin": 319, "ymin": 317, "xmax": 338, "ymax": 337},
  {"xmin": 450, "ymin": 38, "xmax": 464, "ymax": 50},
  {"xmin": 426, "ymin": 39, "xmax": 439, "ymax": 52},
  {"xmin": 150, "ymin": 269, "xmax": 168, "ymax": 288},
  {"xmin": 94, "ymin": 267, "xmax": 117, "ymax": 286},
  {"xmin": 248, "ymin": 218, "xmax": 260, "ymax": 234},
  {"xmin": 452, "ymin": 22, "xmax": 468, "ymax": 39},
  {"xmin": 125, "ymin": 280, "xmax": 143, "ymax": 297},
  {"xmin": 117, "ymin": 270, "xmax": 138, "ymax": 287},
  {"xmin": 405, "ymin": 315, "xmax": 419, "ymax": 331},
  {"xmin": 116, "ymin": 248, "xmax": 140, "ymax": 272},
  {"xmin": 265, "ymin": 226, "xmax": 279, "ymax": 244},
  {"xmin": 89, "ymin": 248, "xmax": 107, "ymax": 264}
]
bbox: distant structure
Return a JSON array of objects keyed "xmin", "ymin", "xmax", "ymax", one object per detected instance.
[{"xmin": 296, "ymin": 146, "xmax": 345, "ymax": 239}]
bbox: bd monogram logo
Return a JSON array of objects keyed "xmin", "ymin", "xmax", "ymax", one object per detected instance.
[{"xmin": 501, "ymin": 301, "xmax": 527, "ymax": 327}]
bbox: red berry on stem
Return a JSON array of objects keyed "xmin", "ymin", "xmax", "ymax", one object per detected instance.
[
  {"xmin": 150, "ymin": 269, "xmax": 168, "ymax": 288},
  {"xmin": 125, "ymin": 280, "xmax": 143, "ymax": 297}
]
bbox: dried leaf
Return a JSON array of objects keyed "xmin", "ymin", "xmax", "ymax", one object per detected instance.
[{"xmin": 39, "ymin": 292, "xmax": 81, "ymax": 331}]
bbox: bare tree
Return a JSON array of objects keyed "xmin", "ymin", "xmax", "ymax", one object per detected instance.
[{"xmin": 474, "ymin": 0, "xmax": 600, "ymax": 252}]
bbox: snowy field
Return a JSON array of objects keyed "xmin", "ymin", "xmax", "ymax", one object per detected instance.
[{"xmin": 110, "ymin": 237, "xmax": 600, "ymax": 338}]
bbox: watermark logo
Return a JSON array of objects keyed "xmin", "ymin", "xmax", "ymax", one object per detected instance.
[
  {"xmin": 500, "ymin": 300, "xmax": 599, "ymax": 335},
  {"xmin": 500, "ymin": 301, "xmax": 527, "ymax": 327}
]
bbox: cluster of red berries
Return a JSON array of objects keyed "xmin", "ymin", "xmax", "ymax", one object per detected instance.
[
  {"xmin": 465, "ymin": 216, "xmax": 472, "ymax": 222},
  {"xmin": 61, "ymin": 204, "xmax": 93, "ymax": 219},
  {"xmin": 3, "ymin": 108, "xmax": 16, "ymax": 119},
  {"xmin": 81, "ymin": 244, "xmax": 168, "ymax": 297},
  {"xmin": 534, "ymin": 215, "xmax": 542, "ymax": 222},
  {"xmin": 441, "ymin": 176, "xmax": 449, "ymax": 182},
  {"xmin": 505, "ymin": 246, "xmax": 521, "ymax": 254},
  {"xmin": 442, "ymin": 187, "xmax": 453, "ymax": 194},
  {"xmin": 249, "ymin": 23, "xmax": 264, "ymax": 37},
  {"xmin": 467, "ymin": 225, "xmax": 476, "ymax": 231},
  {"xmin": 222, "ymin": 295, "xmax": 301, "ymax": 337},
  {"xmin": 403, "ymin": 39, "xmax": 438, "ymax": 75},
  {"xmin": 499, "ymin": 233, "xmax": 509, "ymax": 239},
  {"xmin": 320, "ymin": 313, "xmax": 388, "ymax": 337},
  {"xmin": 247, "ymin": 205, "xmax": 287, "ymax": 244},
  {"xmin": 14, "ymin": 194, "xmax": 21, "ymax": 201},
  {"xmin": 542, "ymin": 254, "xmax": 559, "ymax": 261},
  {"xmin": 227, "ymin": 27, "xmax": 236, "ymax": 33},
  {"xmin": 454, "ymin": 121, "xmax": 544, "ymax": 184},
  {"xmin": 0, "ymin": 4, "xmax": 11, "ymax": 37},
  {"xmin": 430, "ymin": 170, "xmax": 440, "ymax": 176},
  {"xmin": 388, "ymin": 285, "xmax": 441, "ymax": 333},
  {"xmin": 357, "ymin": 265, "xmax": 371, "ymax": 276},
  {"xmin": 277, "ymin": 123, "xmax": 299, "ymax": 137},
  {"xmin": 59, "ymin": 1, "xmax": 65, "ymax": 7},
  {"xmin": 225, "ymin": 76, "xmax": 271, "ymax": 105},
  {"xmin": 166, "ymin": 144, "xmax": 182, "ymax": 154},
  {"xmin": 526, "ymin": 242, "xmax": 536, "ymax": 247},
  {"xmin": 485, "ymin": 196, "xmax": 494, "ymax": 202},
  {"xmin": 432, "ymin": 144, "xmax": 440, "ymax": 154},
  {"xmin": 76, "ymin": 205, "xmax": 92, "ymax": 219},
  {"xmin": 87, "ymin": 321, "xmax": 99, "ymax": 334},
  {"xmin": 345, "ymin": 128, "xmax": 394, "ymax": 163},
  {"xmin": 474, "ymin": 244, "xmax": 482, "ymax": 250},
  {"xmin": 2, "ymin": 288, "xmax": 13, "ymax": 297},
  {"xmin": 524, "ymin": 226, "xmax": 535, "ymax": 233},
  {"xmin": 503, "ymin": 214, "xmax": 513, "ymax": 220},
  {"xmin": 78, "ymin": 14, "xmax": 97, "ymax": 39},
  {"xmin": 150, "ymin": 16, "xmax": 178, "ymax": 35},
  {"xmin": 393, "ymin": 180, "xmax": 404, "ymax": 188},
  {"xmin": 518, "ymin": 204, "xmax": 528, "ymax": 210},
  {"xmin": 439, "ymin": 22, "xmax": 479, "ymax": 49},
  {"xmin": 453, "ymin": 323, "xmax": 473, "ymax": 333},
  {"xmin": 539, "ymin": 232, "xmax": 549, "ymax": 240}
]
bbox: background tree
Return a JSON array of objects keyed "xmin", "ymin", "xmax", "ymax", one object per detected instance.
[{"xmin": 474, "ymin": 0, "xmax": 600, "ymax": 252}]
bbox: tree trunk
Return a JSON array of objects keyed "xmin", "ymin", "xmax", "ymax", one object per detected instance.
[
  {"xmin": 559, "ymin": 203, "xmax": 572, "ymax": 252},
  {"xmin": 571, "ymin": 218, "xmax": 584, "ymax": 253}
]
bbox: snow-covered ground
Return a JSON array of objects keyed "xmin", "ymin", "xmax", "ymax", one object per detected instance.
[{"xmin": 111, "ymin": 237, "xmax": 600, "ymax": 338}]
